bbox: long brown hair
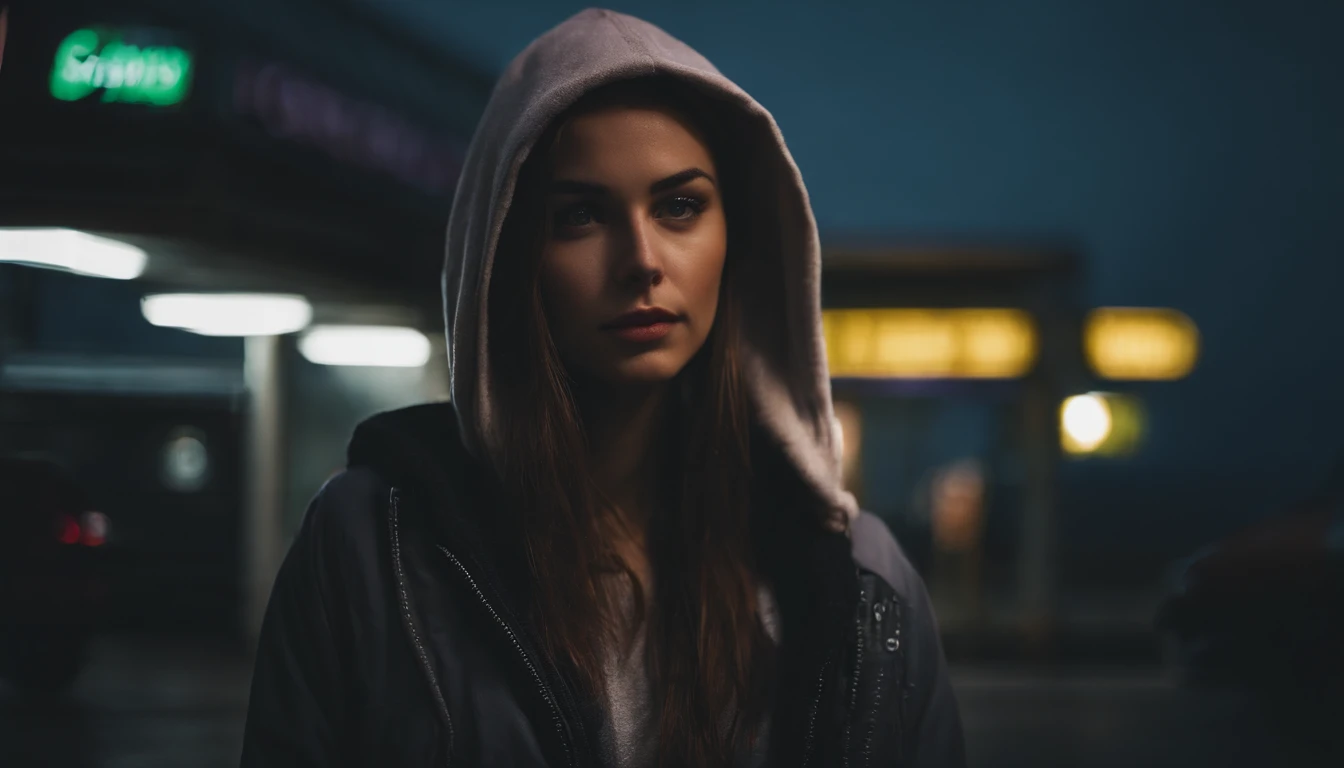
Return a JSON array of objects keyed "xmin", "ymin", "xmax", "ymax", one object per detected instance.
[{"xmin": 487, "ymin": 77, "xmax": 774, "ymax": 765}]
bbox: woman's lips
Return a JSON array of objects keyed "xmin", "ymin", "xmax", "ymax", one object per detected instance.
[
  {"xmin": 609, "ymin": 322, "xmax": 674, "ymax": 342},
  {"xmin": 602, "ymin": 308, "xmax": 680, "ymax": 342}
]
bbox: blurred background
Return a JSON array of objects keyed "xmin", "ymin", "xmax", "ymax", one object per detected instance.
[{"xmin": 1, "ymin": 0, "xmax": 1341, "ymax": 766}]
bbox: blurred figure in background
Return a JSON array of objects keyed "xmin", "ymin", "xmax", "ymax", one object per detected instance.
[
  {"xmin": 929, "ymin": 458, "xmax": 988, "ymax": 626},
  {"xmin": 241, "ymin": 8, "xmax": 963, "ymax": 767}
]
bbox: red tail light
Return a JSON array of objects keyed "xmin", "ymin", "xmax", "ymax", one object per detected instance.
[{"xmin": 58, "ymin": 515, "xmax": 81, "ymax": 545}]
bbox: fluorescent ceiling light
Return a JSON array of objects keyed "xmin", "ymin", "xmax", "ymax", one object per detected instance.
[
  {"xmin": 0, "ymin": 228, "xmax": 147, "ymax": 280},
  {"xmin": 142, "ymin": 293, "xmax": 312, "ymax": 337},
  {"xmin": 298, "ymin": 325, "xmax": 432, "ymax": 367}
]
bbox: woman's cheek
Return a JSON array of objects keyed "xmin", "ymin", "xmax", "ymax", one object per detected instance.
[
  {"xmin": 691, "ymin": 248, "xmax": 727, "ymax": 316},
  {"xmin": 540, "ymin": 261, "xmax": 602, "ymax": 349},
  {"xmin": 540, "ymin": 252, "xmax": 580, "ymax": 309}
]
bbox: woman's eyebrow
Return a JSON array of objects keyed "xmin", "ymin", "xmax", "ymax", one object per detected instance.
[
  {"xmin": 548, "ymin": 168, "xmax": 716, "ymax": 197},
  {"xmin": 649, "ymin": 167, "xmax": 715, "ymax": 194}
]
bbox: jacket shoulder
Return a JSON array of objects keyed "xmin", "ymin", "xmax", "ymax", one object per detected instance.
[
  {"xmin": 311, "ymin": 467, "xmax": 384, "ymax": 514},
  {"xmin": 346, "ymin": 402, "xmax": 482, "ymax": 505},
  {"xmin": 850, "ymin": 511, "xmax": 923, "ymax": 602},
  {"xmin": 347, "ymin": 402, "xmax": 464, "ymax": 473},
  {"xmin": 294, "ymin": 467, "xmax": 388, "ymax": 568}
]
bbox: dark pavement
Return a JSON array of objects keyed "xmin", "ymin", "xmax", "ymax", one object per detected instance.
[
  {"xmin": 952, "ymin": 667, "xmax": 1288, "ymax": 768},
  {"xmin": 0, "ymin": 634, "xmax": 1311, "ymax": 767},
  {"xmin": 1, "ymin": 636, "xmax": 248, "ymax": 768}
]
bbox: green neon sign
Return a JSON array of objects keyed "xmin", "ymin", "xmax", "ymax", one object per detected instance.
[{"xmin": 49, "ymin": 28, "xmax": 193, "ymax": 106}]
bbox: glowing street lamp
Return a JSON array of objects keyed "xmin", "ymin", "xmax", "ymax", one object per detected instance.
[{"xmin": 1060, "ymin": 392, "xmax": 1145, "ymax": 457}]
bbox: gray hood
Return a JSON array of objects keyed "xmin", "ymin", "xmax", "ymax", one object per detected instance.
[{"xmin": 442, "ymin": 8, "xmax": 856, "ymax": 526}]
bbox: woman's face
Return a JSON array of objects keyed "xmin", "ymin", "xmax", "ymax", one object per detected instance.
[{"xmin": 538, "ymin": 102, "xmax": 727, "ymax": 387}]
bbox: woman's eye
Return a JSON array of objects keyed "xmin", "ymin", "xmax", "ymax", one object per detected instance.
[
  {"xmin": 658, "ymin": 197, "xmax": 704, "ymax": 221},
  {"xmin": 555, "ymin": 205, "xmax": 596, "ymax": 229}
]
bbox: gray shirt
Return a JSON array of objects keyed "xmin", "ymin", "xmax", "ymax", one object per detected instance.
[{"xmin": 597, "ymin": 580, "xmax": 782, "ymax": 767}]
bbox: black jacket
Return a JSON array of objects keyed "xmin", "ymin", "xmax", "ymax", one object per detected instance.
[{"xmin": 240, "ymin": 404, "xmax": 965, "ymax": 767}]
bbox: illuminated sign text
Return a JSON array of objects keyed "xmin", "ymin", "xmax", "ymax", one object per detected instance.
[
  {"xmin": 233, "ymin": 59, "xmax": 464, "ymax": 194},
  {"xmin": 50, "ymin": 27, "xmax": 193, "ymax": 106}
]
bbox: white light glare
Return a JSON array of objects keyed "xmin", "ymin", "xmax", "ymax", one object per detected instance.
[
  {"xmin": 0, "ymin": 228, "xmax": 147, "ymax": 279},
  {"xmin": 299, "ymin": 325, "xmax": 432, "ymax": 367},
  {"xmin": 142, "ymin": 293, "xmax": 313, "ymax": 337},
  {"xmin": 1061, "ymin": 393, "xmax": 1113, "ymax": 453}
]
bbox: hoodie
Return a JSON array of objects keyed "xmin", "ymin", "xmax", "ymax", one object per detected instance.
[{"xmin": 442, "ymin": 7, "xmax": 857, "ymax": 529}]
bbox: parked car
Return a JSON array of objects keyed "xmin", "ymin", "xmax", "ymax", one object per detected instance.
[
  {"xmin": 0, "ymin": 456, "xmax": 109, "ymax": 694},
  {"xmin": 1157, "ymin": 490, "xmax": 1344, "ymax": 762}
]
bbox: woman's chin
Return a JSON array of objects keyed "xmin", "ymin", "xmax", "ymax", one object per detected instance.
[{"xmin": 591, "ymin": 351, "xmax": 694, "ymax": 387}]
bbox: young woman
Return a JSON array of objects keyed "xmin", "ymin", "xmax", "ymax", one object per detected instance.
[{"xmin": 242, "ymin": 9, "xmax": 964, "ymax": 767}]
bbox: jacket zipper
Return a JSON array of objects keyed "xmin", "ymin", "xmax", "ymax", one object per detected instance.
[
  {"xmin": 437, "ymin": 544, "xmax": 576, "ymax": 768},
  {"xmin": 861, "ymin": 665, "xmax": 887, "ymax": 764},
  {"xmin": 388, "ymin": 488, "xmax": 456, "ymax": 766},
  {"xmin": 891, "ymin": 597, "xmax": 905, "ymax": 766},
  {"xmin": 842, "ymin": 590, "xmax": 866, "ymax": 767},
  {"xmin": 800, "ymin": 655, "xmax": 833, "ymax": 767},
  {"xmin": 864, "ymin": 595, "xmax": 901, "ymax": 765}
]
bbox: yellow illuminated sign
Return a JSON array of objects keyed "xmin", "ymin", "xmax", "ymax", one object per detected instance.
[
  {"xmin": 823, "ymin": 308, "xmax": 1037, "ymax": 379},
  {"xmin": 1085, "ymin": 308, "xmax": 1199, "ymax": 381}
]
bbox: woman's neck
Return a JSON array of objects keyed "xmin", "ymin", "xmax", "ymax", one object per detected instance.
[{"xmin": 576, "ymin": 380, "xmax": 674, "ymax": 537}]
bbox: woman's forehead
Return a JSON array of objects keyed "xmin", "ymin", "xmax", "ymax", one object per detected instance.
[{"xmin": 547, "ymin": 105, "xmax": 717, "ymax": 182}]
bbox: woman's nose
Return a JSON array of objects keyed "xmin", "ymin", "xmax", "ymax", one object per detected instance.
[{"xmin": 616, "ymin": 216, "xmax": 664, "ymax": 288}]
